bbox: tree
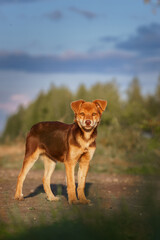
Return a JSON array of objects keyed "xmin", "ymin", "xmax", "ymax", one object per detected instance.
[
  {"xmin": 122, "ymin": 78, "xmax": 147, "ymax": 126},
  {"xmin": 126, "ymin": 78, "xmax": 143, "ymax": 103},
  {"xmin": 155, "ymin": 76, "xmax": 160, "ymax": 102},
  {"xmin": 144, "ymin": 0, "xmax": 160, "ymax": 14},
  {"xmin": 76, "ymin": 84, "xmax": 88, "ymax": 101},
  {"xmin": 89, "ymin": 82, "xmax": 122, "ymax": 125},
  {"xmin": 1, "ymin": 105, "xmax": 25, "ymax": 141}
]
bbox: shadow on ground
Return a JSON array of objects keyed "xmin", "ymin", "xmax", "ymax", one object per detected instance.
[{"xmin": 25, "ymin": 183, "xmax": 92, "ymax": 200}]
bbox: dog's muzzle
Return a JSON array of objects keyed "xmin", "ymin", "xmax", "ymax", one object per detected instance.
[{"xmin": 78, "ymin": 119, "xmax": 98, "ymax": 131}]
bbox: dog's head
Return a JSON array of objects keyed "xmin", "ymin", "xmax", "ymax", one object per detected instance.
[{"xmin": 71, "ymin": 99, "xmax": 107, "ymax": 131}]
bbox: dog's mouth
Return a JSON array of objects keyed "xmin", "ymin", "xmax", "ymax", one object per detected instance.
[
  {"xmin": 77, "ymin": 120, "xmax": 98, "ymax": 131},
  {"xmin": 82, "ymin": 125, "xmax": 94, "ymax": 131},
  {"xmin": 82, "ymin": 126, "xmax": 95, "ymax": 132}
]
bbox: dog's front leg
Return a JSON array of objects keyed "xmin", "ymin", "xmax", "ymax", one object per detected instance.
[
  {"xmin": 78, "ymin": 149, "xmax": 95, "ymax": 204},
  {"xmin": 65, "ymin": 161, "xmax": 78, "ymax": 204},
  {"xmin": 77, "ymin": 157, "xmax": 90, "ymax": 204}
]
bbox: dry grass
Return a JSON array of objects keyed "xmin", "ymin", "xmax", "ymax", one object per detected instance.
[
  {"xmin": 0, "ymin": 142, "xmax": 25, "ymax": 157},
  {"xmin": 0, "ymin": 143, "xmax": 24, "ymax": 169}
]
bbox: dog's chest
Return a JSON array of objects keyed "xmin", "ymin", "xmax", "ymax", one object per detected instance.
[
  {"xmin": 69, "ymin": 134, "xmax": 94, "ymax": 159},
  {"xmin": 77, "ymin": 135, "xmax": 92, "ymax": 151}
]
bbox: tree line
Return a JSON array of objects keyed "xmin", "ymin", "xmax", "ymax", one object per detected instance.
[{"xmin": 1, "ymin": 77, "xmax": 160, "ymax": 142}]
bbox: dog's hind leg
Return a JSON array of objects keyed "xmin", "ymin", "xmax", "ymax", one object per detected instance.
[
  {"xmin": 15, "ymin": 148, "xmax": 40, "ymax": 200},
  {"xmin": 42, "ymin": 155, "xmax": 59, "ymax": 201}
]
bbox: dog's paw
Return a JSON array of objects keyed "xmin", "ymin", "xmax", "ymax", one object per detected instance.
[
  {"xmin": 14, "ymin": 194, "xmax": 24, "ymax": 201},
  {"xmin": 47, "ymin": 196, "xmax": 60, "ymax": 202},
  {"xmin": 68, "ymin": 199, "xmax": 79, "ymax": 205},
  {"xmin": 79, "ymin": 198, "xmax": 91, "ymax": 205}
]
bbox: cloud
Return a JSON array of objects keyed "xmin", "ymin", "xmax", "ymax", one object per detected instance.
[
  {"xmin": 0, "ymin": 50, "xmax": 137, "ymax": 74},
  {"xmin": 0, "ymin": 94, "xmax": 30, "ymax": 113},
  {"xmin": 69, "ymin": 7, "xmax": 97, "ymax": 19},
  {"xmin": 117, "ymin": 23, "xmax": 160, "ymax": 55},
  {"xmin": 11, "ymin": 94, "xmax": 30, "ymax": 104},
  {"xmin": 114, "ymin": 23, "xmax": 160, "ymax": 73},
  {"xmin": 1, "ymin": 20, "xmax": 160, "ymax": 76},
  {"xmin": 44, "ymin": 11, "xmax": 63, "ymax": 21}
]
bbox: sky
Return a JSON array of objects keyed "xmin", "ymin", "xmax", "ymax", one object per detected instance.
[{"xmin": 0, "ymin": 0, "xmax": 160, "ymax": 132}]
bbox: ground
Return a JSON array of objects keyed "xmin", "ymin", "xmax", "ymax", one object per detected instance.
[{"xmin": 0, "ymin": 168, "xmax": 157, "ymax": 224}]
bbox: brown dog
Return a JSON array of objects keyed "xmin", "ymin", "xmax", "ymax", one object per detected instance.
[{"xmin": 15, "ymin": 99, "xmax": 107, "ymax": 204}]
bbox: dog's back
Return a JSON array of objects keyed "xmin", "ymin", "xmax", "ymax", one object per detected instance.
[{"xmin": 26, "ymin": 121, "xmax": 72, "ymax": 162}]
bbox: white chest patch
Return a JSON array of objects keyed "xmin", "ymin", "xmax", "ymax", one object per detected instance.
[{"xmin": 77, "ymin": 134, "xmax": 93, "ymax": 151}]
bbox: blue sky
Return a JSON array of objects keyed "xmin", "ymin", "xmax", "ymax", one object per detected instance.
[{"xmin": 0, "ymin": 0, "xmax": 160, "ymax": 132}]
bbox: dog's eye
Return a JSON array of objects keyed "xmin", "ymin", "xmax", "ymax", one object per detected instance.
[
  {"xmin": 92, "ymin": 113, "xmax": 97, "ymax": 116},
  {"xmin": 80, "ymin": 112, "xmax": 85, "ymax": 116}
]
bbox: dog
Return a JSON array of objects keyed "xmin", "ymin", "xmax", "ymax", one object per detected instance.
[{"xmin": 15, "ymin": 99, "xmax": 107, "ymax": 204}]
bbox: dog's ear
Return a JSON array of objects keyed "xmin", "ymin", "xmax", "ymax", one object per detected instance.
[
  {"xmin": 93, "ymin": 99, "xmax": 107, "ymax": 113},
  {"xmin": 71, "ymin": 100, "xmax": 85, "ymax": 113}
]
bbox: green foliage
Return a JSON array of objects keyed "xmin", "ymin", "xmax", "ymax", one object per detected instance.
[
  {"xmin": 2, "ymin": 106, "xmax": 25, "ymax": 141},
  {"xmin": 121, "ymin": 78, "xmax": 147, "ymax": 126},
  {"xmin": 1, "ymin": 86, "xmax": 74, "ymax": 141},
  {"xmin": 1, "ymin": 81, "xmax": 123, "ymax": 141}
]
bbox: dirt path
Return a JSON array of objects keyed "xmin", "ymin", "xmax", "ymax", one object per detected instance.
[{"xmin": 0, "ymin": 169, "xmax": 159, "ymax": 224}]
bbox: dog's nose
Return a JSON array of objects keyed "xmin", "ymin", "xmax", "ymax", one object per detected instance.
[{"xmin": 85, "ymin": 120, "xmax": 91, "ymax": 126}]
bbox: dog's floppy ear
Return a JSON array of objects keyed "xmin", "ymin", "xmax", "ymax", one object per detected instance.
[
  {"xmin": 71, "ymin": 99, "xmax": 85, "ymax": 113},
  {"xmin": 93, "ymin": 99, "xmax": 107, "ymax": 113}
]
